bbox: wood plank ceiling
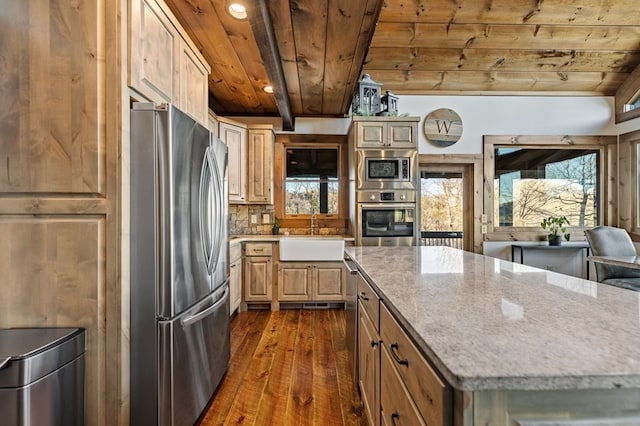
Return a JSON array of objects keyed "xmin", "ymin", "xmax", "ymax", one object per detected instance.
[{"xmin": 165, "ymin": 0, "xmax": 640, "ymax": 130}]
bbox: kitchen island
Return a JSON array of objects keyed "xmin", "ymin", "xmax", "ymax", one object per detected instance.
[{"xmin": 345, "ymin": 246, "xmax": 640, "ymax": 425}]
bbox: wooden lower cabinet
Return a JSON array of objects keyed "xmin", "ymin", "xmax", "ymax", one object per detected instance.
[
  {"xmin": 278, "ymin": 263, "xmax": 313, "ymax": 301},
  {"xmin": 380, "ymin": 345, "xmax": 425, "ymax": 426},
  {"xmin": 314, "ymin": 263, "xmax": 345, "ymax": 300},
  {"xmin": 243, "ymin": 243, "xmax": 273, "ymax": 303},
  {"xmin": 380, "ymin": 303, "xmax": 451, "ymax": 426},
  {"xmin": 244, "ymin": 256, "xmax": 272, "ymax": 301},
  {"xmin": 355, "ymin": 278, "xmax": 452, "ymax": 426},
  {"xmin": 358, "ymin": 301, "xmax": 380, "ymax": 426},
  {"xmin": 229, "ymin": 243, "xmax": 242, "ymax": 314},
  {"xmin": 278, "ymin": 262, "xmax": 345, "ymax": 302}
]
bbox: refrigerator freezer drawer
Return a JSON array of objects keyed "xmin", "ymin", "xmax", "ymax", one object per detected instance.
[{"xmin": 158, "ymin": 284, "xmax": 230, "ymax": 426}]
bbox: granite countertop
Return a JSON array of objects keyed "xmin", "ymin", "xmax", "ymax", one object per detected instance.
[{"xmin": 345, "ymin": 245, "xmax": 640, "ymax": 392}]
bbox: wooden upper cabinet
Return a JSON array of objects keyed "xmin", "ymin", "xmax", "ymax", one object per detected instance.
[
  {"xmin": 352, "ymin": 117, "xmax": 419, "ymax": 149},
  {"xmin": 0, "ymin": 0, "xmax": 104, "ymax": 194},
  {"xmin": 177, "ymin": 40, "xmax": 209, "ymax": 125},
  {"xmin": 219, "ymin": 121, "xmax": 274, "ymax": 205},
  {"xmin": 129, "ymin": 0, "xmax": 210, "ymax": 124},
  {"xmin": 247, "ymin": 126, "xmax": 274, "ymax": 204},
  {"xmin": 129, "ymin": 0, "xmax": 178, "ymax": 103},
  {"xmin": 219, "ymin": 119, "xmax": 247, "ymax": 203}
]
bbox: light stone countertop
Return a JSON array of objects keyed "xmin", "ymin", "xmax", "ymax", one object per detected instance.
[{"xmin": 345, "ymin": 245, "xmax": 640, "ymax": 392}]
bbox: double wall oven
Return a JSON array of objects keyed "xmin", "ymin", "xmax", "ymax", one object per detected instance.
[{"xmin": 354, "ymin": 148, "xmax": 418, "ymax": 245}]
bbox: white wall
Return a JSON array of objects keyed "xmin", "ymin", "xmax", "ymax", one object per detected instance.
[
  {"xmin": 231, "ymin": 95, "xmax": 640, "ymax": 140},
  {"xmin": 229, "ymin": 95, "xmax": 640, "ymax": 143},
  {"xmin": 397, "ymin": 95, "xmax": 617, "ymax": 154}
]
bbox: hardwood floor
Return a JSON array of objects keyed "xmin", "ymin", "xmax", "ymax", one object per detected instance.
[{"xmin": 198, "ymin": 308, "xmax": 366, "ymax": 426}]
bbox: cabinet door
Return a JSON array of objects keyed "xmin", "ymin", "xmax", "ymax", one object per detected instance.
[
  {"xmin": 129, "ymin": 0, "xmax": 178, "ymax": 103},
  {"xmin": 178, "ymin": 40, "xmax": 209, "ymax": 125},
  {"xmin": 229, "ymin": 259, "xmax": 242, "ymax": 314},
  {"xmin": 387, "ymin": 122, "xmax": 417, "ymax": 148},
  {"xmin": 359, "ymin": 304, "xmax": 380, "ymax": 426},
  {"xmin": 313, "ymin": 263, "xmax": 345, "ymax": 301},
  {"xmin": 246, "ymin": 128, "xmax": 274, "ymax": 204},
  {"xmin": 380, "ymin": 345, "xmax": 426, "ymax": 426},
  {"xmin": 356, "ymin": 121, "xmax": 386, "ymax": 148},
  {"xmin": 244, "ymin": 256, "xmax": 272, "ymax": 301},
  {"xmin": 278, "ymin": 263, "xmax": 312, "ymax": 301},
  {"xmin": 219, "ymin": 122, "xmax": 246, "ymax": 203}
]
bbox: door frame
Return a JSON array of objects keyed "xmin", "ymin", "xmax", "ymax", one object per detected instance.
[{"xmin": 418, "ymin": 154, "xmax": 484, "ymax": 253}]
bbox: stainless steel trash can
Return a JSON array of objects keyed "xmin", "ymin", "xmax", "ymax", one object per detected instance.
[{"xmin": 0, "ymin": 328, "xmax": 85, "ymax": 426}]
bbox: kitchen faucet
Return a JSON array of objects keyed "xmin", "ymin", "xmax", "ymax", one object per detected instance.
[{"xmin": 311, "ymin": 210, "xmax": 317, "ymax": 235}]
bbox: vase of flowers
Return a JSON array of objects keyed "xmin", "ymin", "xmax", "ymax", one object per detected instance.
[
  {"xmin": 272, "ymin": 218, "xmax": 280, "ymax": 235},
  {"xmin": 541, "ymin": 215, "xmax": 570, "ymax": 246}
]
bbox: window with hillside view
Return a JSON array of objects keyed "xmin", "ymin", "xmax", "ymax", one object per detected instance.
[
  {"xmin": 285, "ymin": 147, "xmax": 339, "ymax": 215},
  {"xmin": 494, "ymin": 148, "xmax": 599, "ymax": 227}
]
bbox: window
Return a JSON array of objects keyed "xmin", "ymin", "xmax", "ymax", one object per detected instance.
[
  {"xmin": 625, "ymin": 90, "xmax": 640, "ymax": 112},
  {"xmin": 494, "ymin": 148, "xmax": 599, "ymax": 227},
  {"xmin": 285, "ymin": 147, "xmax": 339, "ymax": 215}
]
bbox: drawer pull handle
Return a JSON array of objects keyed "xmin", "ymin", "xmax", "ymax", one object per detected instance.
[
  {"xmin": 391, "ymin": 413, "xmax": 400, "ymax": 425},
  {"xmin": 390, "ymin": 343, "xmax": 409, "ymax": 366},
  {"xmin": 359, "ymin": 291, "xmax": 369, "ymax": 301},
  {"xmin": 370, "ymin": 340, "xmax": 378, "ymax": 348}
]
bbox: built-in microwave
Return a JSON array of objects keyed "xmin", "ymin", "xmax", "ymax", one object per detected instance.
[{"xmin": 356, "ymin": 150, "xmax": 417, "ymax": 190}]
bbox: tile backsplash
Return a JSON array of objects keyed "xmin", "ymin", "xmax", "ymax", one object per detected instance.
[
  {"xmin": 228, "ymin": 205, "xmax": 346, "ymax": 236},
  {"xmin": 229, "ymin": 205, "xmax": 275, "ymax": 235}
]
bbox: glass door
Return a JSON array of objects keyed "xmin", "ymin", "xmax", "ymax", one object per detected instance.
[{"xmin": 420, "ymin": 167, "xmax": 465, "ymax": 249}]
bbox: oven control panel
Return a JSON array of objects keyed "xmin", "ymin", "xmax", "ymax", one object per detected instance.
[{"xmin": 356, "ymin": 190, "xmax": 416, "ymax": 203}]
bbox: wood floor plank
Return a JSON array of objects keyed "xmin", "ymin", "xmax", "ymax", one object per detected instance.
[
  {"xmin": 329, "ymin": 309, "xmax": 367, "ymax": 426},
  {"xmin": 198, "ymin": 310, "xmax": 271, "ymax": 425},
  {"xmin": 254, "ymin": 309, "xmax": 300, "ymax": 423},
  {"xmin": 198, "ymin": 308, "xmax": 365, "ymax": 426},
  {"xmin": 285, "ymin": 309, "xmax": 315, "ymax": 424},
  {"xmin": 224, "ymin": 311, "xmax": 287, "ymax": 425},
  {"xmin": 312, "ymin": 309, "xmax": 344, "ymax": 425}
]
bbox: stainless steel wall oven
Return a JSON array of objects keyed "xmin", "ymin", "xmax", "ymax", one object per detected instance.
[{"xmin": 355, "ymin": 190, "xmax": 417, "ymax": 246}]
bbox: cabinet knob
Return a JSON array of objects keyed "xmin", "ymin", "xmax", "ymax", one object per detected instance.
[
  {"xmin": 370, "ymin": 340, "xmax": 378, "ymax": 348},
  {"xmin": 359, "ymin": 291, "xmax": 369, "ymax": 301},
  {"xmin": 370, "ymin": 194, "xmax": 376, "ymax": 201}
]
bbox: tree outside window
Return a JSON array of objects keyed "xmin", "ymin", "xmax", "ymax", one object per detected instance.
[
  {"xmin": 285, "ymin": 148, "xmax": 339, "ymax": 215},
  {"xmin": 494, "ymin": 148, "xmax": 599, "ymax": 228}
]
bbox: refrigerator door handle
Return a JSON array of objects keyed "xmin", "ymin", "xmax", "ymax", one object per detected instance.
[
  {"xmin": 199, "ymin": 146, "xmax": 215, "ymax": 274},
  {"xmin": 208, "ymin": 147, "xmax": 224, "ymax": 275},
  {"xmin": 181, "ymin": 286, "xmax": 229, "ymax": 327}
]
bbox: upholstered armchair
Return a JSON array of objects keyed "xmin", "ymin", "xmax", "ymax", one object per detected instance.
[{"xmin": 584, "ymin": 226, "xmax": 640, "ymax": 291}]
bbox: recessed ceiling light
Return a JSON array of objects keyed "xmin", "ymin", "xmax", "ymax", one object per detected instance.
[
  {"xmin": 263, "ymin": 85, "xmax": 274, "ymax": 94},
  {"xmin": 227, "ymin": 2, "xmax": 247, "ymax": 20}
]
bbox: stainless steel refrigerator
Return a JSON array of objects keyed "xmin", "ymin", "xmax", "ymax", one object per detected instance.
[{"xmin": 130, "ymin": 103, "xmax": 230, "ymax": 426}]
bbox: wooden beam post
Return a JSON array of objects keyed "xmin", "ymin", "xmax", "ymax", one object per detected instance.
[{"xmin": 248, "ymin": 0, "xmax": 295, "ymax": 131}]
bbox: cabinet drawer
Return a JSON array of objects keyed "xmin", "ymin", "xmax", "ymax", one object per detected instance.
[
  {"xmin": 380, "ymin": 303, "xmax": 450, "ymax": 426},
  {"xmin": 381, "ymin": 344, "xmax": 426, "ymax": 426},
  {"xmin": 245, "ymin": 242, "xmax": 272, "ymax": 256},
  {"xmin": 230, "ymin": 242, "xmax": 242, "ymax": 263},
  {"xmin": 357, "ymin": 274, "xmax": 379, "ymax": 331}
]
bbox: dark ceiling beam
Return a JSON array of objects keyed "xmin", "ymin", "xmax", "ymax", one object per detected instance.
[{"xmin": 248, "ymin": 0, "xmax": 295, "ymax": 131}]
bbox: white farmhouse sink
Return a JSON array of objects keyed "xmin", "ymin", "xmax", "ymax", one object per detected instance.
[{"xmin": 279, "ymin": 237, "xmax": 345, "ymax": 261}]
